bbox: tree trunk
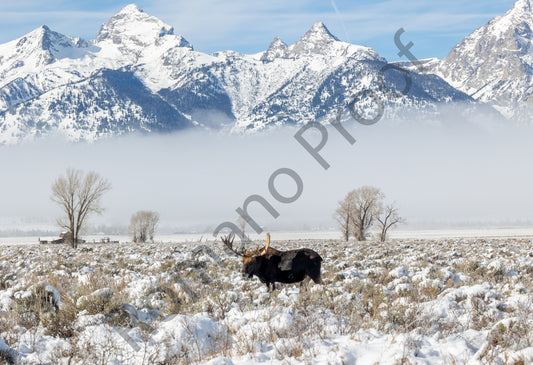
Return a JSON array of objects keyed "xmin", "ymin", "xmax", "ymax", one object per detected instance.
[
  {"xmin": 355, "ymin": 226, "xmax": 365, "ymax": 241},
  {"xmin": 344, "ymin": 215, "xmax": 350, "ymax": 241},
  {"xmin": 380, "ymin": 228, "xmax": 386, "ymax": 242}
]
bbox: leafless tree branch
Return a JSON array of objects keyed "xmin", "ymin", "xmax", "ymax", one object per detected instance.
[{"xmin": 51, "ymin": 168, "xmax": 111, "ymax": 248}]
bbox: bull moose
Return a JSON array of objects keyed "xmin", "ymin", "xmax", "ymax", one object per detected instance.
[{"xmin": 221, "ymin": 233, "xmax": 322, "ymax": 291}]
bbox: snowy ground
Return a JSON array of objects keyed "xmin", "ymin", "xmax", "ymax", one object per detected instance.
[{"xmin": 0, "ymin": 237, "xmax": 532, "ymax": 364}]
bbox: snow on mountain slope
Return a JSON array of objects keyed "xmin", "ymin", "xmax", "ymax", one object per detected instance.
[
  {"xmin": 195, "ymin": 21, "xmax": 479, "ymax": 130},
  {"xmin": 94, "ymin": 4, "xmax": 192, "ymax": 64},
  {"xmin": 0, "ymin": 4, "xmax": 486, "ymax": 143},
  {"xmin": 0, "ymin": 25, "xmax": 88, "ymax": 88},
  {"xmin": 0, "ymin": 77, "xmax": 41, "ymax": 111},
  {"xmin": 0, "ymin": 69, "xmax": 192, "ymax": 144},
  {"xmin": 436, "ymin": 0, "xmax": 533, "ymax": 120}
]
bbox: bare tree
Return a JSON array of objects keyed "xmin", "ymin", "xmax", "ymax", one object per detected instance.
[
  {"xmin": 335, "ymin": 186, "xmax": 384, "ymax": 241},
  {"xmin": 334, "ymin": 197, "xmax": 352, "ymax": 241},
  {"xmin": 130, "ymin": 211, "xmax": 160, "ymax": 243},
  {"xmin": 51, "ymin": 168, "xmax": 111, "ymax": 248},
  {"xmin": 376, "ymin": 203, "xmax": 404, "ymax": 242},
  {"xmin": 349, "ymin": 186, "xmax": 384, "ymax": 241}
]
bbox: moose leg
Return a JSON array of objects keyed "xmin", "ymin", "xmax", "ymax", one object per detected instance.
[
  {"xmin": 309, "ymin": 261, "xmax": 322, "ymax": 284},
  {"xmin": 300, "ymin": 276, "xmax": 311, "ymax": 291}
]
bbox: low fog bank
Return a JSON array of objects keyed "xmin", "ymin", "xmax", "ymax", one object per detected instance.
[{"xmin": 1, "ymin": 115, "xmax": 533, "ymax": 237}]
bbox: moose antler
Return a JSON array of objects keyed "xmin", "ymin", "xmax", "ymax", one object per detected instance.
[
  {"xmin": 221, "ymin": 234, "xmax": 254, "ymax": 257},
  {"xmin": 221, "ymin": 234, "xmax": 240, "ymax": 255},
  {"xmin": 261, "ymin": 233, "xmax": 271, "ymax": 255},
  {"xmin": 221, "ymin": 233, "xmax": 273, "ymax": 257}
]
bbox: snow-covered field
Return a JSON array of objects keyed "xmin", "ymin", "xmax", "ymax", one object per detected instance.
[{"xmin": 0, "ymin": 236, "xmax": 532, "ymax": 364}]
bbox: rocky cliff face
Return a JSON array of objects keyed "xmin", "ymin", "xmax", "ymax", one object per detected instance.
[{"xmin": 436, "ymin": 0, "xmax": 533, "ymax": 120}]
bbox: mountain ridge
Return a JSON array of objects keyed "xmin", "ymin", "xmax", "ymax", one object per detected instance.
[{"xmin": 0, "ymin": 4, "xmax": 500, "ymax": 143}]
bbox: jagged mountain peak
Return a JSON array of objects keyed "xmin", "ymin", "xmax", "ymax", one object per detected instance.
[
  {"xmin": 26, "ymin": 25, "xmax": 65, "ymax": 47},
  {"xmin": 32, "ymin": 25, "xmax": 51, "ymax": 35},
  {"xmin": 260, "ymin": 36, "xmax": 289, "ymax": 62},
  {"xmin": 305, "ymin": 21, "xmax": 339, "ymax": 41},
  {"xmin": 95, "ymin": 3, "xmax": 184, "ymax": 47},
  {"xmin": 493, "ymin": 0, "xmax": 533, "ymax": 28},
  {"xmin": 289, "ymin": 21, "xmax": 341, "ymax": 56},
  {"xmin": 270, "ymin": 36, "xmax": 285, "ymax": 46},
  {"xmin": 474, "ymin": 0, "xmax": 533, "ymax": 42},
  {"xmin": 0, "ymin": 24, "xmax": 83, "ymax": 80},
  {"xmin": 116, "ymin": 3, "xmax": 143, "ymax": 15},
  {"xmin": 34, "ymin": 26, "xmax": 80, "ymax": 53},
  {"xmin": 510, "ymin": 0, "xmax": 532, "ymax": 14}
]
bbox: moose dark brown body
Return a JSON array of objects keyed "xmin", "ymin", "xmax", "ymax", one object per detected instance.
[{"xmin": 222, "ymin": 234, "xmax": 322, "ymax": 291}]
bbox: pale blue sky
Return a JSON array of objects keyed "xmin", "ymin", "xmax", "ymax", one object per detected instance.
[{"xmin": 0, "ymin": 0, "xmax": 518, "ymax": 61}]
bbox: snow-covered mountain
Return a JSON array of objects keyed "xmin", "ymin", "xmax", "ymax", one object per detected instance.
[
  {"xmin": 0, "ymin": 4, "xmax": 482, "ymax": 143},
  {"xmin": 435, "ymin": 0, "xmax": 533, "ymax": 121}
]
